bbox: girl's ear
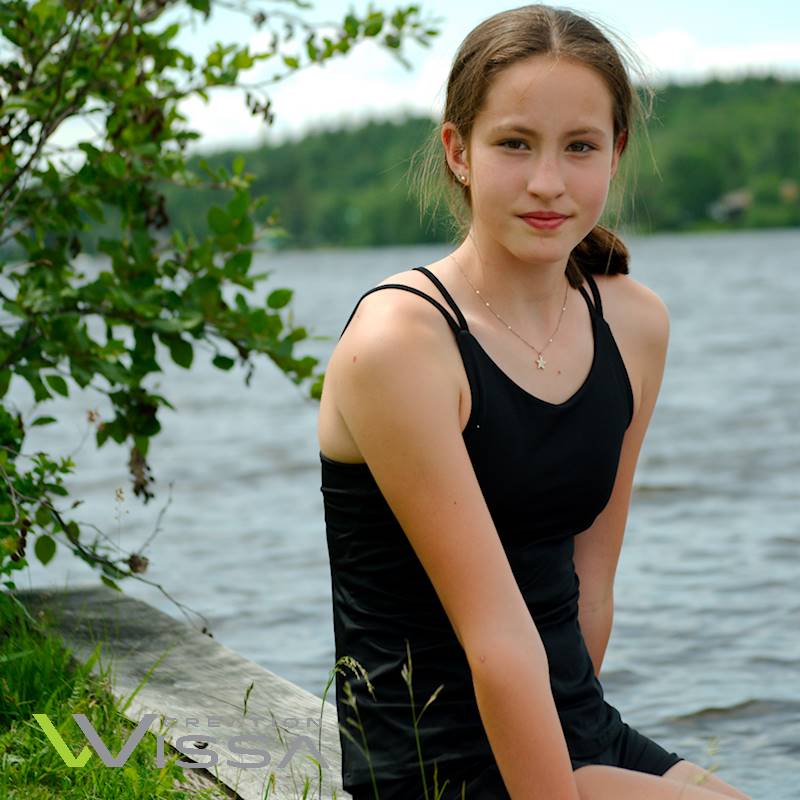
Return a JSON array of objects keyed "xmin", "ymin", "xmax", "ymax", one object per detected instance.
[
  {"xmin": 610, "ymin": 129, "xmax": 627, "ymax": 179},
  {"xmin": 442, "ymin": 122, "xmax": 469, "ymax": 178}
]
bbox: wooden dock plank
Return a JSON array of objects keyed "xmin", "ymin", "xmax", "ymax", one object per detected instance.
[{"xmin": 13, "ymin": 585, "xmax": 351, "ymax": 800}]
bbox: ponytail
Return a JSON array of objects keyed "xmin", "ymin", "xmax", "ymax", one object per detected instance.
[{"xmin": 566, "ymin": 223, "xmax": 630, "ymax": 289}]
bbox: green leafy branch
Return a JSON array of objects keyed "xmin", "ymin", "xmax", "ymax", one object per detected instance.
[{"xmin": 0, "ymin": 0, "xmax": 440, "ymax": 609}]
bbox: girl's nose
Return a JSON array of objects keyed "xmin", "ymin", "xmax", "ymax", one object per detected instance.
[{"xmin": 526, "ymin": 154, "xmax": 566, "ymax": 198}]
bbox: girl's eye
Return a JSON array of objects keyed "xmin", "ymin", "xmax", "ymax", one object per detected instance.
[{"xmin": 499, "ymin": 140, "xmax": 597, "ymax": 153}]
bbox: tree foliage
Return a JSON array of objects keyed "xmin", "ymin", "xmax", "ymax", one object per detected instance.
[
  {"xmin": 632, "ymin": 75, "xmax": 800, "ymax": 230},
  {"xmin": 149, "ymin": 75, "xmax": 800, "ymax": 249},
  {"xmin": 0, "ymin": 0, "xmax": 440, "ymax": 594}
]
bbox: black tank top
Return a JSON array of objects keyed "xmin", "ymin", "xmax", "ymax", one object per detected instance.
[{"xmin": 320, "ymin": 266, "xmax": 634, "ymax": 790}]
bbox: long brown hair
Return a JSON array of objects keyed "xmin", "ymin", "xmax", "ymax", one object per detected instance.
[{"xmin": 407, "ymin": 4, "xmax": 655, "ymax": 288}]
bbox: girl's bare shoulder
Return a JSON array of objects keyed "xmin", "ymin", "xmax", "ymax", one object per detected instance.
[
  {"xmin": 594, "ymin": 272, "xmax": 669, "ymax": 350},
  {"xmin": 329, "ymin": 260, "xmax": 464, "ymax": 374},
  {"xmin": 339, "ymin": 260, "xmax": 459, "ymax": 338}
]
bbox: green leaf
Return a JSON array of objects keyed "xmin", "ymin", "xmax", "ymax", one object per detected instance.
[
  {"xmin": 34, "ymin": 535, "xmax": 56, "ymax": 566},
  {"xmin": 235, "ymin": 292, "xmax": 249, "ymax": 313},
  {"xmin": 344, "ymin": 14, "xmax": 359, "ymax": 37},
  {"xmin": 95, "ymin": 360, "xmax": 130, "ymax": 385},
  {"xmin": 212, "ymin": 355, "xmax": 235, "ymax": 370},
  {"xmin": 0, "ymin": 370, "xmax": 10, "ymax": 398},
  {"xmin": 267, "ymin": 288, "xmax": 293, "ymax": 309},
  {"xmin": 236, "ymin": 215, "xmax": 254, "ymax": 245},
  {"xmin": 227, "ymin": 190, "xmax": 249, "ymax": 219},
  {"xmin": 69, "ymin": 360, "xmax": 94, "ymax": 388},
  {"xmin": 101, "ymin": 575, "xmax": 122, "ymax": 592},
  {"xmin": 31, "ymin": 0, "xmax": 59, "ymax": 24},
  {"xmin": 208, "ymin": 206, "xmax": 233, "ymax": 235},
  {"xmin": 35, "ymin": 505, "xmax": 52, "ymax": 527},
  {"xmin": 19, "ymin": 369, "xmax": 51, "ymax": 402},
  {"xmin": 233, "ymin": 50, "xmax": 254, "ymax": 70},
  {"xmin": 248, "ymin": 308, "xmax": 269, "ymax": 333},
  {"xmin": 78, "ymin": 142, "xmax": 101, "ymax": 159},
  {"xmin": 149, "ymin": 312, "xmax": 202, "ymax": 336},
  {"xmin": 287, "ymin": 326, "xmax": 308, "ymax": 343},
  {"xmin": 131, "ymin": 228, "xmax": 152, "ymax": 266},
  {"xmin": 232, "ymin": 156, "xmax": 245, "ymax": 176},
  {"xmin": 161, "ymin": 23, "xmax": 181, "ymax": 41},
  {"xmin": 224, "ymin": 250, "xmax": 252, "ymax": 276},
  {"xmin": 44, "ymin": 374, "xmax": 69, "ymax": 397},
  {"xmin": 364, "ymin": 13, "xmax": 384, "ymax": 36},
  {"xmin": 172, "ymin": 229, "xmax": 187, "ymax": 253},
  {"xmin": 1, "ymin": 300, "xmax": 25, "ymax": 318},
  {"xmin": 1, "ymin": 96, "xmax": 34, "ymax": 112},
  {"xmin": 97, "ymin": 426, "xmax": 110, "ymax": 447},
  {"xmin": 188, "ymin": 0, "xmax": 211, "ymax": 14},
  {"xmin": 134, "ymin": 326, "xmax": 156, "ymax": 359},
  {"xmin": 166, "ymin": 336, "xmax": 193, "ymax": 369},
  {"xmin": 65, "ymin": 521, "xmax": 80, "ymax": 542},
  {"xmin": 31, "ymin": 416, "xmax": 57, "ymax": 427},
  {"xmin": 283, "ymin": 55, "xmax": 300, "ymax": 69},
  {"xmin": 105, "ymin": 153, "xmax": 126, "ymax": 179},
  {"xmin": 134, "ymin": 435, "xmax": 150, "ymax": 458}
]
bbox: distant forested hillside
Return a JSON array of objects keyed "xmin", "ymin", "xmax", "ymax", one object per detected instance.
[
  {"xmin": 165, "ymin": 115, "xmax": 446, "ymax": 250},
  {"xmin": 55, "ymin": 74, "xmax": 800, "ymax": 255},
  {"xmin": 633, "ymin": 75, "xmax": 799, "ymax": 231}
]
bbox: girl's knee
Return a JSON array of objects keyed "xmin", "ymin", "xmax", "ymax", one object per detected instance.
[
  {"xmin": 661, "ymin": 759, "xmax": 752, "ymax": 799},
  {"xmin": 574, "ymin": 762, "xmax": 752, "ymax": 800}
]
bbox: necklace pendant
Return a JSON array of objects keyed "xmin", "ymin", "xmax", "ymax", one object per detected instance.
[{"xmin": 536, "ymin": 354, "xmax": 546, "ymax": 370}]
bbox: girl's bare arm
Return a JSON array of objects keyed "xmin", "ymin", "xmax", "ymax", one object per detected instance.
[{"xmin": 332, "ymin": 289, "xmax": 581, "ymax": 800}]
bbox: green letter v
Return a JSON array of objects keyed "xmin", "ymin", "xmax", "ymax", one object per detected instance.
[{"xmin": 33, "ymin": 714, "xmax": 92, "ymax": 768}]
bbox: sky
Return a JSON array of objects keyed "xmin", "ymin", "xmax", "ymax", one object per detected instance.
[{"xmin": 55, "ymin": 0, "xmax": 800, "ymax": 155}]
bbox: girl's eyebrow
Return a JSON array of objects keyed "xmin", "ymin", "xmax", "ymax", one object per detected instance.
[{"xmin": 489, "ymin": 123, "xmax": 607, "ymax": 138}]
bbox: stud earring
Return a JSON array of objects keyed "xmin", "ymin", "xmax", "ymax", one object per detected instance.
[{"xmin": 458, "ymin": 174, "xmax": 467, "ymax": 183}]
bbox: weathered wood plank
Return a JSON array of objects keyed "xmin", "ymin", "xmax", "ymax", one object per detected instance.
[{"xmin": 13, "ymin": 585, "xmax": 351, "ymax": 800}]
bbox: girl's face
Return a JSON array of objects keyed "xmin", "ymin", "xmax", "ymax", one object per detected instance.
[{"xmin": 458, "ymin": 54, "xmax": 624, "ymax": 266}]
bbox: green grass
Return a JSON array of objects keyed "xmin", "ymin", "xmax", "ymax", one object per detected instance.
[
  {"xmin": 321, "ymin": 642, "xmax": 468, "ymax": 800},
  {"xmin": 0, "ymin": 591, "xmax": 467, "ymax": 799},
  {"xmin": 0, "ymin": 592, "xmax": 226, "ymax": 800}
]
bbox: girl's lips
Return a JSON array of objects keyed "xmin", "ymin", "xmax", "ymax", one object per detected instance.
[{"xmin": 519, "ymin": 215, "xmax": 568, "ymax": 230}]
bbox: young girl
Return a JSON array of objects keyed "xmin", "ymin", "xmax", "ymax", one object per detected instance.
[{"xmin": 318, "ymin": 5, "xmax": 751, "ymax": 799}]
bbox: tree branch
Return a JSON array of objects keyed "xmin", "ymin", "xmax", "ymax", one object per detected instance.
[{"xmin": 0, "ymin": 6, "xmax": 131, "ymax": 206}]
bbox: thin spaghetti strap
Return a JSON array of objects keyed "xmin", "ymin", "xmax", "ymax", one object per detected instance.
[
  {"xmin": 413, "ymin": 266, "xmax": 470, "ymax": 332},
  {"xmin": 337, "ymin": 284, "xmax": 464, "ymax": 341},
  {"xmin": 581, "ymin": 272, "xmax": 604, "ymax": 318}
]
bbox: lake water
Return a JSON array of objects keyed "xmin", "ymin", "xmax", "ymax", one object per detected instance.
[{"xmin": 12, "ymin": 229, "xmax": 799, "ymax": 798}]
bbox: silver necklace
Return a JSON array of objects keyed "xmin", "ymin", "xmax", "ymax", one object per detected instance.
[{"xmin": 449, "ymin": 253, "xmax": 568, "ymax": 370}]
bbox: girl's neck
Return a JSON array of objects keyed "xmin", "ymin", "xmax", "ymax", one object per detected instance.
[{"xmin": 449, "ymin": 233, "xmax": 572, "ymax": 328}]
